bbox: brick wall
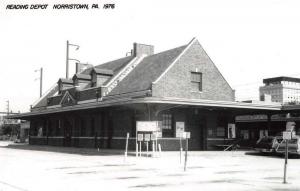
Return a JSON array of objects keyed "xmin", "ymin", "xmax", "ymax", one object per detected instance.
[
  {"xmin": 152, "ymin": 40, "xmax": 234, "ymax": 101},
  {"xmin": 48, "ymin": 137, "xmax": 64, "ymax": 146}
]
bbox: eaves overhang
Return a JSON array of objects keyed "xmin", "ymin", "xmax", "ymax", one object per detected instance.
[
  {"xmin": 8, "ymin": 97, "xmax": 282, "ymax": 119},
  {"xmin": 281, "ymin": 104, "xmax": 300, "ymax": 111}
]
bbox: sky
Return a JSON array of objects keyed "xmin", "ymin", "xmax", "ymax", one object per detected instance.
[{"xmin": 1, "ymin": 0, "xmax": 300, "ymax": 112}]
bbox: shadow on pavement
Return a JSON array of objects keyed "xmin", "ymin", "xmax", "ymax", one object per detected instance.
[
  {"xmin": 0, "ymin": 143, "xmax": 125, "ymax": 156},
  {"xmin": 245, "ymin": 151, "xmax": 300, "ymax": 159}
]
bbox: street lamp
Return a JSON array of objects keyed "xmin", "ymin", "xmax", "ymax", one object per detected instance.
[
  {"xmin": 35, "ymin": 67, "xmax": 43, "ymax": 97},
  {"xmin": 66, "ymin": 40, "xmax": 80, "ymax": 79}
]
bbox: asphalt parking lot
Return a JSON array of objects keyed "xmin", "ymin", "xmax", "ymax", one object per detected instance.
[{"xmin": 0, "ymin": 141, "xmax": 300, "ymax": 191}]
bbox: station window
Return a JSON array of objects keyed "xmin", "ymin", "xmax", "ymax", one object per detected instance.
[
  {"xmin": 191, "ymin": 72, "xmax": 202, "ymax": 91},
  {"xmin": 162, "ymin": 114, "xmax": 173, "ymax": 137},
  {"xmin": 162, "ymin": 114, "xmax": 172, "ymax": 129},
  {"xmin": 216, "ymin": 127, "xmax": 225, "ymax": 137}
]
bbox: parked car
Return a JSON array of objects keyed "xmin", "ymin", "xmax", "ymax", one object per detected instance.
[
  {"xmin": 254, "ymin": 136, "xmax": 278, "ymax": 153},
  {"xmin": 275, "ymin": 136, "xmax": 300, "ymax": 155}
]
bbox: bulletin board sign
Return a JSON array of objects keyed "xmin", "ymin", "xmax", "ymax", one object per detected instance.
[
  {"xmin": 137, "ymin": 134, "xmax": 144, "ymax": 141},
  {"xmin": 144, "ymin": 134, "xmax": 151, "ymax": 142},
  {"xmin": 182, "ymin": 132, "xmax": 191, "ymax": 139},
  {"xmin": 176, "ymin": 122, "xmax": 185, "ymax": 138},
  {"xmin": 228, "ymin": 123, "xmax": 236, "ymax": 139},
  {"xmin": 283, "ymin": 131, "xmax": 292, "ymax": 140},
  {"xmin": 136, "ymin": 121, "xmax": 158, "ymax": 132}
]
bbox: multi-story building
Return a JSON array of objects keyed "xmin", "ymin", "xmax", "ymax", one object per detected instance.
[{"xmin": 259, "ymin": 76, "xmax": 300, "ymax": 104}]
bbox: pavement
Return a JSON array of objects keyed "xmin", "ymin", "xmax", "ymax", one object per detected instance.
[{"xmin": 0, "ymin": 141, "xmax": 300, "ymax": 191}]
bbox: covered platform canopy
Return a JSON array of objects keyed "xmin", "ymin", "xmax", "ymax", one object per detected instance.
[{"xmin": 8, "ymin": 97, "xmax": 283, "ymax": 120}]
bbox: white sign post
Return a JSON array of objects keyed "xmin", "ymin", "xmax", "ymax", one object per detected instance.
[
  {"xmin": 151, "ymin": 133, "xmax": 156, "ymax": 157},
  {"xmin": 283, "ymin": 131, "xmax": 292, "ymax": 184},
  {"xmin": 137, "ymin": 134, "xmax": 143, "ymax": 157},
  {"xmin": 124, "ymin": 132, "xmax": 129, "ymax": 162},
  {"xmin": 184, "ymin": 132, "xmax": 190, "ymax": 171},
  {"xmin": 144, "ymin": 134, "xmax": 150, "ymax": 157},
  {"xmin": 179, "ymin": 133, "xmax": 183, "ymax": 164},
  {"xmin": 136, "ymin": 121, "xmax": 159, "ymax": 156}
]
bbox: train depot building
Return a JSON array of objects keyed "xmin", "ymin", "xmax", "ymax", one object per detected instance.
[{"xmin": 12, "ymin": 38, "xmax": 289, "ymax": 150}]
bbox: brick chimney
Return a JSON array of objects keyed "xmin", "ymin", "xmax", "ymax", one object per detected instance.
[{"xmin": 133, "ymin": 43, "xmax": 154, "ymax": 56}]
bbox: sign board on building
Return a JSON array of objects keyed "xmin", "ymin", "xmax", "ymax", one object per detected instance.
[
  {"xmin": 286, "ymin": 121, "xmax": 296, "ymax": 132},
  {"xmin": 136, "ymin": 121, "xmax": 158, "ymax": 132},
  {"xmin": 21, "ymin": 121, "xmax": 30, "ymax": 129},
  {"xmin": 151, "ymin": 133, "xmax": 156, "ymax": 141},
  {"xmin": 228, "ymin": 123, "xmax": 236, "ymax": 139},
  {"xmin": 144, "ymin": 134, "xmax": 151, "ymax": 142},
  {"xmin": 176, "ymin": 122, "xmax": 185, "ymax": 138},
  {"xmin": 182, "ymin": 132, "xmax": 191, "ymax": 139},
  {"xmin": 283, "ymin": 131, "xmax": 292, "ymax": 140},
  {"xmin": 137, "ymin": 134, "xmax": 144, "ymax": 141}
]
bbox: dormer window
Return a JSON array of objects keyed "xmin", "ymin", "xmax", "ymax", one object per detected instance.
[
  {"xmin": 191, "ymin": 72, "xmax": 202, "ymax": 91},
  {"xmin": 57, "ymin": 78, "xmax": 73, "ymax": 94},
  {"xmin": 72, "ymin": 74, "xmax": 92, "ymax": 89},
  {"xmin": 90, "ymin": 68, "xmax": 113, "ymax": 87}
]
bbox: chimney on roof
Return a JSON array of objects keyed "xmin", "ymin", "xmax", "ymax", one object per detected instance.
[{"xmin": 133, "ymin": 43, "xmax": 154, "ymax": 57}]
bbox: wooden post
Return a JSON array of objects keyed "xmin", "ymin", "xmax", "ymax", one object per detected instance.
[
  {"xmin": 146, "ymin": 142, "xmax": 149, "ymax": 157},
  {"xmin": 124, "ymin": 133, "xmax": 129, "ymax": 161},
  {"xmin": 184, "ymin": 135, "xmax": 189, "ymax": 171},
  {"xmin": 180, "ymin": 136, "xmax": 182, "ymax": 164},
  {"xmin": 152, "ymin": 141, "xmax": 155, "ymax": 157},
  {"xmin": 283, "ymin": 140, "xmax": 288, "ymax": 183},
  {"xmin": 139, "ymin": 141, "xmax": 142, "ymax": 157}
]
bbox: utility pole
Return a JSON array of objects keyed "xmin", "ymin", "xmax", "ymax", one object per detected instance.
[
  {"xmin": 66, "ymin": 40, "xmax": 69, "ymax": 79},
  {"xmin": 6, "ymin": 100, "xmax": 9, "ymax": 115},
  {"xmin": 40, "ymin": 67, "xmax": 43, "ymax": 97},
  {"xmin": 35, "ymin": 67, "xmax": 43, "ymax": 97},
  {"xmin": 66, "ymin": 40, "xmax": 80, "ymax": 79}
]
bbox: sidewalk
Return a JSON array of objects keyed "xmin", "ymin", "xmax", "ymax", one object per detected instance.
[{"xmin": 0, "ymin": 141, "xmax": 300, "ymax": 191}]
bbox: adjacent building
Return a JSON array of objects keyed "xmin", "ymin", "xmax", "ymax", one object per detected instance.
[
  {"xmin": 235, "ymin": 76, "xmax": 300, "ymax": 147},
  {"xmin": 259, "ymin": 76, "xmax": 300, "ymax": 104}
]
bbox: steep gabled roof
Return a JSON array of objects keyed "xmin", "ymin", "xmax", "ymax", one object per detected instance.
[
  {"xmin": 95, "ymin": 56, "xmax": 134, "ymax": 73},
  {"xmin": 108, "ymin": 45, "xmax": 187, "ymax": 96},
  {"xmin": 79, "ymin": 56, "xmax": 133, "ymax": 76}
]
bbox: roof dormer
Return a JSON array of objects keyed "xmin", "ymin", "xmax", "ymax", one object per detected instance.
[
  {"xmin": 57, "ymin": 78, "xmax": 73, "ymax": 94},
  {"xmin": 90, "ymin": 68, "xmax": 113, "ymax": 87},
  {"xmin": 72, "ymin": 74, "xmax": 92, "ymax": 90}
]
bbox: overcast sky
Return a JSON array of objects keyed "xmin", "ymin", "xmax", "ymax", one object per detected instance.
[{"xmin": 1, "ymin": 0, "xmax": 300, "ymax": 112}]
